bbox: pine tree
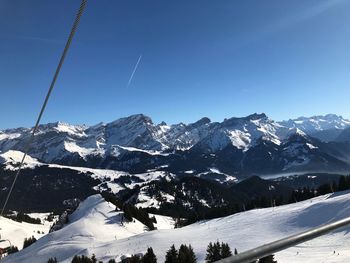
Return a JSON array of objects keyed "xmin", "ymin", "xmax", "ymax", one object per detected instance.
[
  {"xmin": 71, "ymin": 256, "xmax": 80, "ymax": 263},
  {"xmin": 212, "ymin": 242, "xmax": 221, "ymax": 262},
  {"xmin": 142, "ymin": 247, "xmax": 157, "ymax": 263},
  {"xmin": 108, "ymin": 260, "xmax": 117, "ymax": 263},
  {"xmin": 259, "ymin": 254, "xmax": 277, "ymax": 263},
  {"xmin": 70, "ymin": 255, "xmax": 94, "ymax": 263},
  {"xmin": 206, "ymin": 242, "xmax": 232, "ymax": 262},
  {"xmin": 165, "ymin": 245, "xmax": 179, "ymax": 263},
  {"xmin": 23, "ymin": 236, "xmax": 37, "ymax": 249},
  {"xmin": 318, "ymin": 183, "xmax": 332, "ymax": 195},
  {"xmin": 91, "ymin": 254, "xmax": 97, "ymax": 263},
  {"xmin": 6, "ymin": 245, "xmax": 19, "ymax": 255},
  {"xmin": 178, "ymin": 244, "xmax": 196, "ymax": 263},
  {"xmin": 47, "ymin": 258, "xmax": 58, "ymax": 263},
  {"xmin": 220, "ymin": 243, "xmax": 232, "ymax": 259},
  {"xmin": 205, "ymin": 242, "xmax": 222, "ymax": 262},
  {"xmin": 338, "ymin": 176, "xmax": 348, "ymax": 191},
  {"xmin": 128, "ymin": 255, "xmax": 142, "ymax": 263},
  {"xmin": 205, "ymin": 242, "xmax": 215, "ymax": 263},
  {"xmin": 234, "ymin": 248, "xmax": 238, "ymax": 255}
]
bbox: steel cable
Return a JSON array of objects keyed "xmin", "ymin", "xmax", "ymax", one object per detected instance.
[{"xmin": 0, "ymin": 0, "xmax": 88, "ymax": 216}]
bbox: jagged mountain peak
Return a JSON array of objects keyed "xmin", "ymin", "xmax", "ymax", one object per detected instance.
[
  {"xmin": 222, "ymin": 113, "xmax": 269, "ymax": 126},
  {"xmin": 246, "ymin": 112, "xmax": 268, "ymax": 120},
  {"xmin": 1, "ymin": 113, "xmax": 349, "ymax": 176},
  {"xmin": 280, "ymin": 114, "xmax": 350, "ymax": 133},
  {"xmin": 109, "ymin": 114, "xmax": 154, "ymax": 127},
  {"xmin": 189, "ymin": 117, "xmax": 211, "ymax": 128}
]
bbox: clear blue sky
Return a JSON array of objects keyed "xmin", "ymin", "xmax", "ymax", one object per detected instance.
[{"xmin": 1, "ymin": 0, "xmax": 350, "ymax": 129}]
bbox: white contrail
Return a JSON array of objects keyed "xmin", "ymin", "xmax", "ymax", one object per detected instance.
[{"xmin": 127, "ymin": 55, "xmax": 142, "ymax": 87}]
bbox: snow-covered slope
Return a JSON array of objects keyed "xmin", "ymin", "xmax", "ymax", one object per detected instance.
[
  {"xmin": 149, "ymin": 214, "xmax": 175, "ymax": 230},
  {"xmin": 2, "ymin": 195, "xmax": 148, "ymax": 263},
  {"xmin": 0, "ymin": 213, "xmax": 53, "ymax": 249},
  {"xmin": 0, "ymin": 150, "xmax": 40, "ymax": 170},
  {"xmin": 5, "ymin": 192, "xmax": 350, "ymax": 263}
]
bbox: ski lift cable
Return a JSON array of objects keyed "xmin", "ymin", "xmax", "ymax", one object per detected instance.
[{"xmin": 0, "ymin": 0, "xmax": 88, "ymax": 217}]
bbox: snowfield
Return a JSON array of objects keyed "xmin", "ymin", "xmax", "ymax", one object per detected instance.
[
  {"xmin": 0, "ymin": 150, "xmax": 41, "ymax": 170},
  {"xmin": 4, "ymin": 191, "xmax": 350, "ymax": 263},
  {"xmin": 0, "ymin": 213, "xmax": 53, "ymax": 249}
]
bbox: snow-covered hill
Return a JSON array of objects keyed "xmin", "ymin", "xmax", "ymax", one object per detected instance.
[
  {"xmin": 0, "ymin": 150, "xmax": 41, "ymax": 170},
  {"xmin": 4, "ymin": 191, "xmax": 350, "ymax": 263},
  {"xmin": 0, "ymin": 213, "xmax": 53, "ymax": 249}
]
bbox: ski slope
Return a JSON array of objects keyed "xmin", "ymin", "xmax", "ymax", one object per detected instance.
[
  {"xmin": 4, "ymin": 191, "xmax": 350, "ymax": 263},
  {"xmin": 0, "ymin": 213, "xmax": 53, "ymax": 249}
]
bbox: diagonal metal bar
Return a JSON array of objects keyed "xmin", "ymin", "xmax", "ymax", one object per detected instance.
[{"xmin": 215, "ymin": 216, "xmax": 350, "ymax": 263}]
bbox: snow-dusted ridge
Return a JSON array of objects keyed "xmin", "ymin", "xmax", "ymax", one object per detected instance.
[
  {"xmin": 0, "ymin": 113, "xmax": 329, "ymax": 163},
  {"xmin": 1, "ymin": 113, "xmax": 350, "ymax": 177},
  {"xmin": 0, "ymin": 150, "xmax": 174, "ymax": 196},
  {"xmin": 4, "ymin": 191, "xmax": 350, "ymax": 263},
  {"xmin": 280, "ymin": 114, "xmax": 350, "ymax": 134}
]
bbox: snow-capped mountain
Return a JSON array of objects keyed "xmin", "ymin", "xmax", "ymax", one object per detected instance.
[
  {"xmin": 279, "ymin": 114, "xmax": 350, "ymax": 133},
  {"xmin": 4, "ymin": 191, "xmax": 350, "ymax": 263},
  {"xmin": 279, "ymin": 114, "xmax": 350, "ymax": 142},
  {"xmin": 0, "ymin": 113, "xmax": 286, "ymax": 162},
  {"xmin": 1, "ymin": 113, "xmax": 350, "ymax": 177}
]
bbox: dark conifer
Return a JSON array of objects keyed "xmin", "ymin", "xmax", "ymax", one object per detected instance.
[
  {"xmin": 23, "ymin": 236, "xmax": 37, "ymax": 249},
  {"xmin": 178, "ymin": 244, "xmax": 197, "ymax": 263},
  {"xmin": 165, "ymin": 245, "xmax": 179, "ymax": 263},
  {"xmin": 220, "ymin": 243, "xmax": 232, "ymax": 258},
  {"xmin": 258, "ymin": 254, "xmax": 277, "ymax": 263},
  {"xmin": 47, "ymin": 257, "xmax": 58, "ymax": 263},
  {"xmin": 142, "ymin": 247, "xmax": 157, "ymax": 263},
  {"xmin": 7, "ymin": 245, "xmax": 19, "ymax": 255},
  {"xmin": 338, "ymin": 176, "xmax": 348, "ymax": 191}
]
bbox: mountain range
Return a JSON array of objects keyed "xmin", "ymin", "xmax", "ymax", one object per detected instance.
[
  {"xmin": 2, "ymin": 114, "xmax": 350, "ymax": 263},
  {"xmin": 1, "ymin": 113, "xmax": 350, "ymax": 179}
]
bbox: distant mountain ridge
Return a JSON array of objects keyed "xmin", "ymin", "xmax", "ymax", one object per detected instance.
[
  {"xmin": 279, "ymin": 114, "xmax": 350, "ymax": 142},
  {"xmin": 1, "ymin": 113, "xmax": 350, "ymax": 178}
]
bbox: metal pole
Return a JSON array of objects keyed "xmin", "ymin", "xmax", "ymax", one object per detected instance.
[{"xmin": 215, "ymin": 216, "xmax": 350, "ymax": 263}]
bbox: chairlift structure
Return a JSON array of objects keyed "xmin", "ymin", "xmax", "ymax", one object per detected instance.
[{"xmin": 0, "ymin": 239, "xmax": 12, "ymax": 259}]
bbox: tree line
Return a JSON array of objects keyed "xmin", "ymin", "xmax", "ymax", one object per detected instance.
[
  {"xmin": 177, "ymin": 174, "xmax": 350, "ymax": 226},
  {"xmin": 46, "ymin": 241, "xmax": 277, "ymax": 263},
  {"xmin": 101, "ymin": 191, "xmax": 157, "ymax": 230}
]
